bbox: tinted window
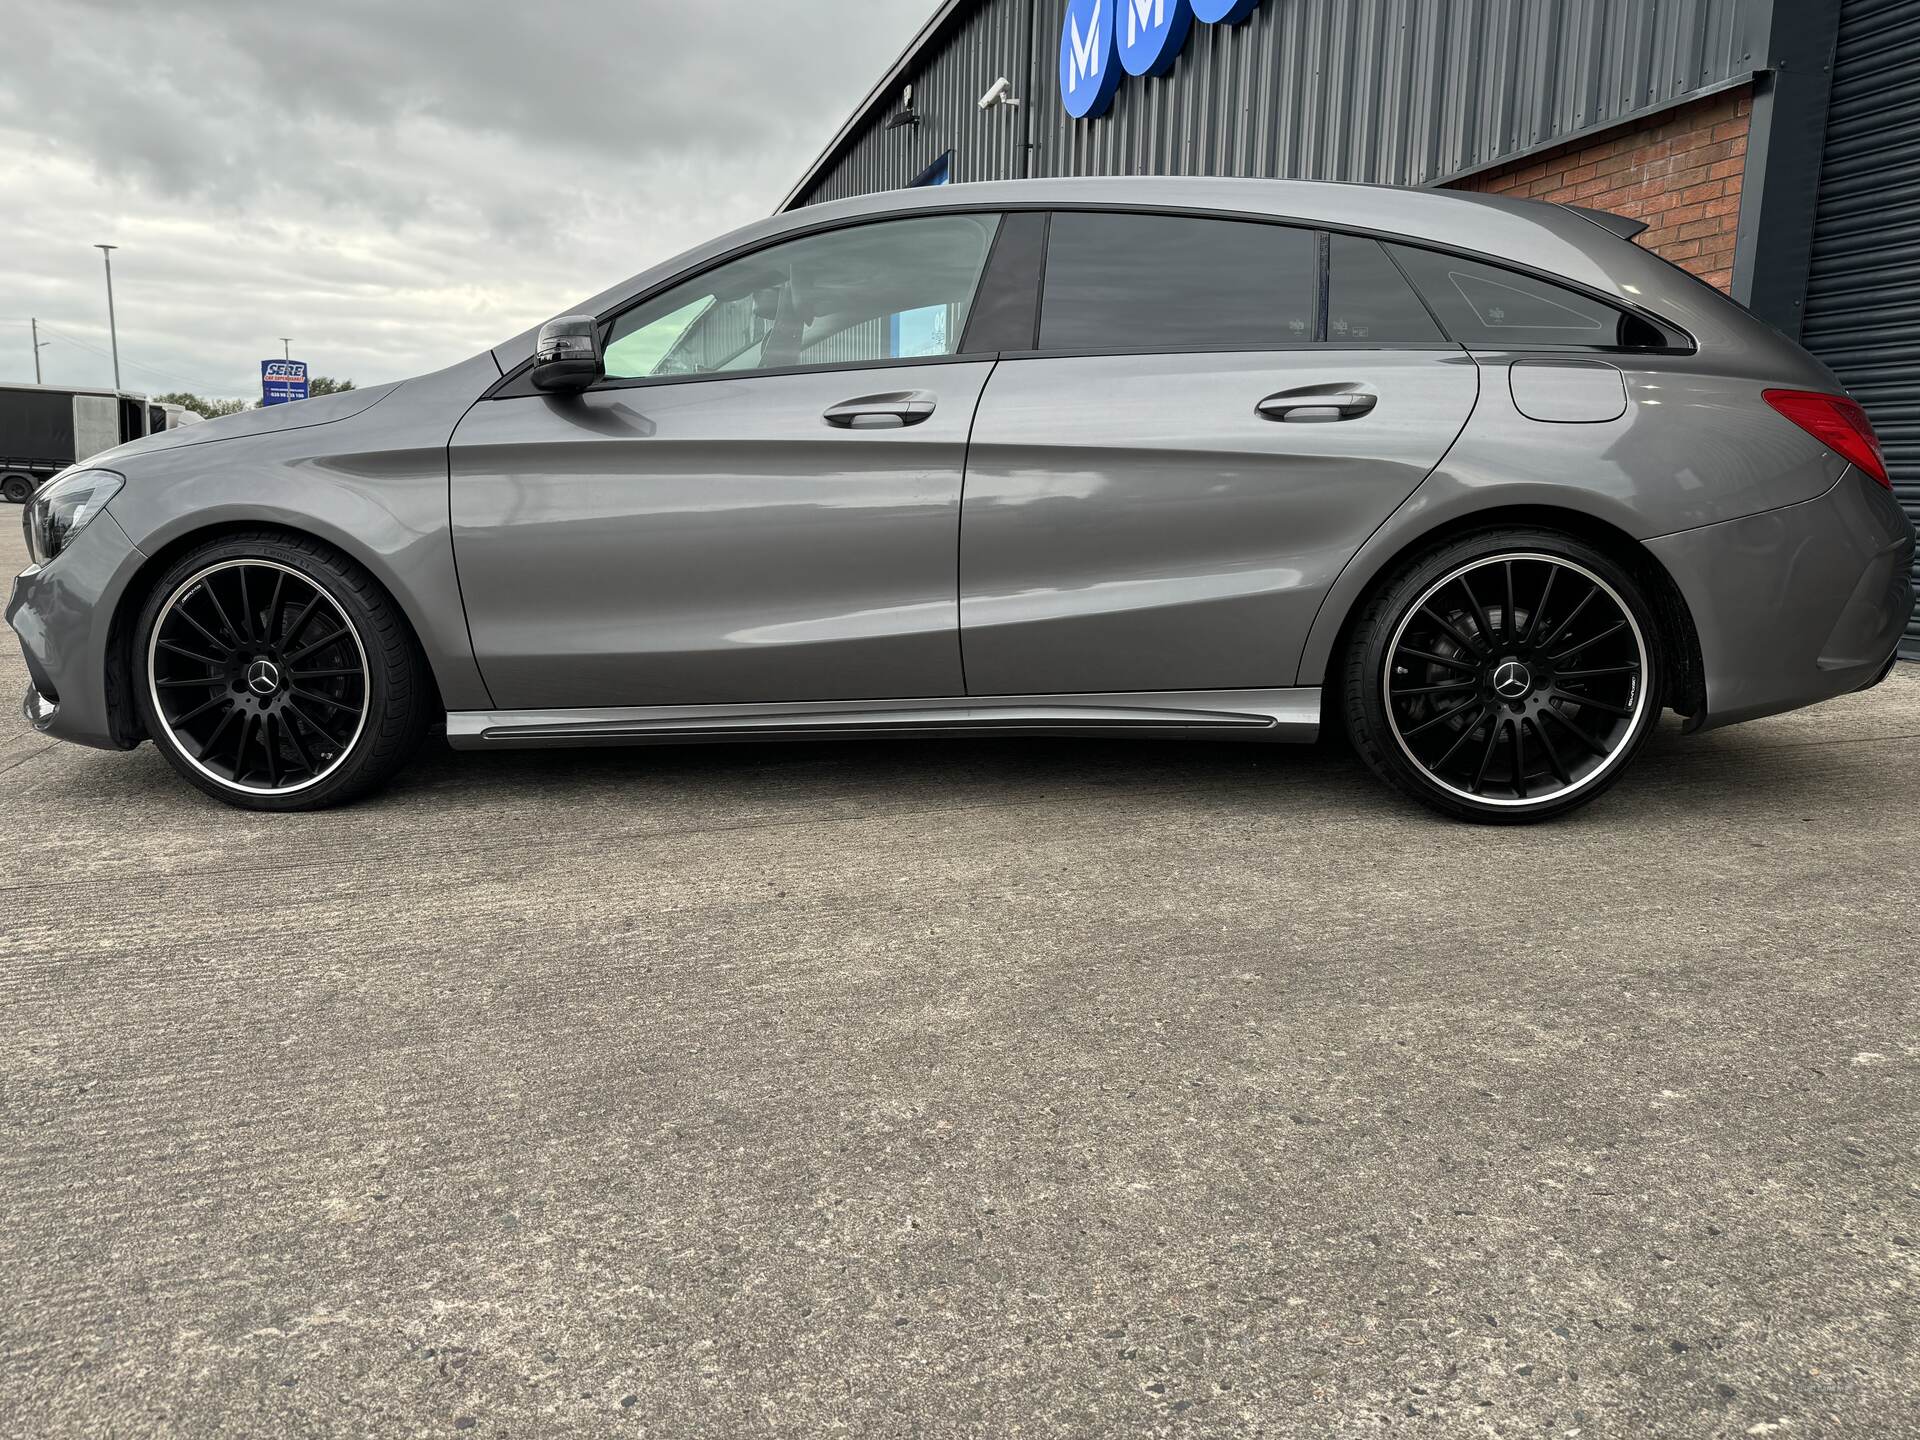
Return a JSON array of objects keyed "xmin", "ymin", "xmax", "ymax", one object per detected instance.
[
  {"xmin": 1388, "ymin": 244, "xmax": 1667, "ymax": 350},
  {"xmin": 1326, "ymin": 235, "xmax": 1445, "ymax": 344},
  {"xmin": 603, "ymin": 214, "xmax": 999, "ymax": 380},
  {"xmin": 1040, "ymin": 212, "xmax": 1318, "ymax": 351}
]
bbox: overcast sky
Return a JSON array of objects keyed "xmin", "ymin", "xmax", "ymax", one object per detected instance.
[{"xmin": 0, "ymin": 1, "xmax": 934, "ymax": 401}]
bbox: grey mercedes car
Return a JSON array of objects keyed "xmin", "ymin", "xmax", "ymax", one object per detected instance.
[{"xmin": 8, "ymin": 178, "xmax": 1913, "ymax": 821}]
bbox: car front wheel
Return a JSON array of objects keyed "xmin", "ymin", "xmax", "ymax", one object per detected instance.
[
  {"xmin": 132, "ymin": 531, "xmax": 432, "ymax": 810},
  {"xmin": 1343, "ymin": 528, "xmax": 1663, "ymax": 823}
]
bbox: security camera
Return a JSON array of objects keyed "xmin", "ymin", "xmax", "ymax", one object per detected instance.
[{"xmin": 977, "ymin": 76, "xmax": 1021, "ymax": 110}]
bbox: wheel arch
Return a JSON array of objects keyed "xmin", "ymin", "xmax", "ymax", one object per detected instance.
[
  {"xmin": 1303, "ymin": 502, "xmax": 1705, "ymax": 726},
  {"xmin": 104, "ymin": 519, "xmax": 448, "ymax": 747}
]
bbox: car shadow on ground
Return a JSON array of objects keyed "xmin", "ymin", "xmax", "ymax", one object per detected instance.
[{"xmin": 366, "ymin": 710, "xmax": 1884, "ymax": 828}]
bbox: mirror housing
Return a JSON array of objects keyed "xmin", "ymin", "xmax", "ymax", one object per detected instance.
[{"xmin": 530, "ymin": 314, "xmax": 603, "ymax": 393}]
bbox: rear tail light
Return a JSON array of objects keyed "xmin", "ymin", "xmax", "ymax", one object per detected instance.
[{"xmin": 1762, "ymin": 389, "xmax": 1891, "ymax": 488}]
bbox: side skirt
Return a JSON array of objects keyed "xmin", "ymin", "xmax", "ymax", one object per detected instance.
[{"xmin": 445, "ymin": 687, "xmax": 1322, "ymax": 750}]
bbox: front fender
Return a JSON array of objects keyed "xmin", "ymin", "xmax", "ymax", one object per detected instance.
[{"xmin": 99, "ymin": 352, "xmax": 500, "ymax": 714}]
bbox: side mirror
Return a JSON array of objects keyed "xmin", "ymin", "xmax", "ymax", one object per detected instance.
[{"xmin": 530, "ymin": 314, "xmax": 603, "ymax": 393}]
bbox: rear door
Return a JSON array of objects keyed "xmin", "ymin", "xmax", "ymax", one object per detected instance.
[{"xmin": 959, "ymin": 213, "xmax": 1479, "ymax": 696}]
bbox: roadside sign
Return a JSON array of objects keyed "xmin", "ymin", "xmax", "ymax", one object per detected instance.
[{"xmin": 261, "ymin": 359, "xmax": 309, "ymax": 406}]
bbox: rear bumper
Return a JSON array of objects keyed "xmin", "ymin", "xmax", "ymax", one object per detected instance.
[{"xmin": 1646, "ymin": 468, "xmax": 1914, "ymax": 731}]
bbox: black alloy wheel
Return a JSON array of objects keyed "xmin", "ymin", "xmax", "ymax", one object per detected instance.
[
  {"xmin": 134, "ymin": 532, "xmax": 432, "ymax": 810},
  {"xmin": 148, "ymin": 558, "xmax": 369, "ymax": 793},
  {"xmin": 1345, "ymin": 530, "xmax": 1662, "ymax": 822}
]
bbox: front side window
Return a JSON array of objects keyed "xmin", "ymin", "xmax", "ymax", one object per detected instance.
[
  {"xmin": 1388, "ymin": 244, "xmax": 1670, "ymax": 350},
  {"xmin": 1039, "ymin": 211, "xmax": 1318, "ymax": 351},
  {"xmin": 602, "ymin": 213, "xmax": 1000, "ymax": 381}
]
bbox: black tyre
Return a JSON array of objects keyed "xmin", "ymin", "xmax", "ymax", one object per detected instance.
[
  {"xmin": 1343, "ymin": 528, "xmax": 1663, "ymax": 824},
  {"xmin": 2, "ymin": 474, "xmax": 34, "ymax": 504},
  {"xmin": 132, "ymin": 531, "xmax": 432, "ymax": 811}
]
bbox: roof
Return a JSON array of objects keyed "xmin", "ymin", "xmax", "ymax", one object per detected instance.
[{"xmin": 0, "ymin": 381, "xmax": 148, "ymax": 400}]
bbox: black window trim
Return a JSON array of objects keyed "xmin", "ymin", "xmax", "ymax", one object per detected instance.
[{"xmin": 484, "ymin": 197, "xmax": 1695, "ymax": 401}]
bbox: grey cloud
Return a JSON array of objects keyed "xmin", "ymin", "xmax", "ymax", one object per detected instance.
[{"xmin": 1, "ymin": 0, "xmax": 933, "ymax": 398}]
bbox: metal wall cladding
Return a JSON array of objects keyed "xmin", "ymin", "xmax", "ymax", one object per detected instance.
[
  {"xmin": 1798, "ymin": 0, "xmax": 1920, "ymax": 657},
  {"xmin": 801, "ymin": 0, "xmax": 1035, "ymax": 204},
  {"xmin": 794, "ymin": 0, "xmax": 1767, "ymax": 205}
]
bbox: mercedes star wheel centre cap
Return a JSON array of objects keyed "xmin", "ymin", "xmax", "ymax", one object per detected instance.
[
  {"xmin": 246, "ymin": 658, "xmax": 282, "ymax": 696},
  {"xmin": 1491, "ymin": 660, "xmax": 1532, "ymax": 699}
]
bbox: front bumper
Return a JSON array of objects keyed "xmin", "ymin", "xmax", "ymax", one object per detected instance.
[
  {"xmin": 5, "ymin": 508, "xmax": 146, "ymax": 751},
  {"xmin": 1646, "ymin": 468, "xmax": 1915, "ymax": 731}
]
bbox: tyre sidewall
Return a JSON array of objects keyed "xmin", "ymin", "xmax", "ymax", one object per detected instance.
[
  {"xmin": 1347, "ymin": 528, "xmax": 1665, "ymax": 824},
  {"xmin": 133, "ymin": 534, "xmax": 417, "ymax": 811}
]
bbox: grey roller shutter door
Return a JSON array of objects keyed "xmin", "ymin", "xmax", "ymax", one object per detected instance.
[{"xmin": 1799, "ymin": 0, "xmax": 1920, "ymax": 657}]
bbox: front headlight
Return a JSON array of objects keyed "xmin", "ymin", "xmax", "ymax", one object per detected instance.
[{"xmin": 24, "ymin": 468, "xmax": 123, "ymax": 566}]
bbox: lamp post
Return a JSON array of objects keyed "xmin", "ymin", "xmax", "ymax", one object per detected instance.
[
  {"xmin": 94, "ymin": 244, "xmax": 121, "ymax": 392},
  {"xmin": 31, "ymin": 317, "xmax": 48, "ymax": 384},
  {"xmin": 280, "ymin": 337, "xmax": 291, "ymax": 360}
]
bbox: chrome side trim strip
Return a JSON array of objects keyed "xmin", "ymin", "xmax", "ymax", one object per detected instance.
[{"xmin": 445, "ymin": 687, "xmax": 1321, "ymax": 750}]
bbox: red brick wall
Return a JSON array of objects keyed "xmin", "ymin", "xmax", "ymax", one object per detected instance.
[{"xmin": 1447, "ymin": 87, "xmax": 1751, "ymax": 293}]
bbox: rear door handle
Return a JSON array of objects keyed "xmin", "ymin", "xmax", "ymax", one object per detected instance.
[
  {"xmin": 1256, "ymin": 388, "xmax": 1378, "ymax": 423},
  {"xmin": 823, "ymin": 390, "xmax": 937, "ymax": 429}
]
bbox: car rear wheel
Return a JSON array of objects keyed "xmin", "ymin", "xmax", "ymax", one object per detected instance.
[
  {"xmin": 2, "ymin": 473, "xmax": 35, "ymax": 504},
  {"xmin": 132, "ymin": 532, "xmax": 432, "ymax": 810},
  {"xmin": 1343, "ymin": 528, "xmax": 1663, "ymax": 823}
]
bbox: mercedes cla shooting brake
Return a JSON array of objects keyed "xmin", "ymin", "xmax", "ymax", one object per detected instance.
[{"xmin": 8, "ymin": 179, "xmax": 1914, "ymax": 821}]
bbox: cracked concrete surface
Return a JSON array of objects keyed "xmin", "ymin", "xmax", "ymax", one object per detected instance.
[{"xmin": 2, "ymin": 518, "xmax": 1916, "ymax": 1437}]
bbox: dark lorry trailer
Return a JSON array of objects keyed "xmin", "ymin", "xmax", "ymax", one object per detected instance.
[{"xmin": 0, "ymin": 382, "xmax": 161, "ymax": 503}]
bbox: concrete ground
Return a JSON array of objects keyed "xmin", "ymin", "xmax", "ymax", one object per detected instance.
[{"xmin": 1, "ymin": 517, "xmax": 1916, "ymax": 1440}]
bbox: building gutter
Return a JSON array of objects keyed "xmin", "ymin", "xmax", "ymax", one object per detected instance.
[{"xmin": 1730, "ymin": 0, "xmax": 1842, "ymax": 338}]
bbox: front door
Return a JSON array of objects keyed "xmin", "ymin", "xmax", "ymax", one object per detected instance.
[{"xmin": 450, "ymin": 213, "xmax": 1004, "ymax": 710}]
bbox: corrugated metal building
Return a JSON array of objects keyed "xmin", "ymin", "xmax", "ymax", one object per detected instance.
[{"xmin": 782, "ymin": 0, "xmax": 1920, "ymax": 656}]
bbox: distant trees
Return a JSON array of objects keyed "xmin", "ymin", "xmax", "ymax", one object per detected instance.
[
  {"xmin": 154, "ymin": 391, "xmax": 249, "ymax": 419},
  {"xmin": 154, "ymin": 377, "xmax": 354, "ymax": 417}
]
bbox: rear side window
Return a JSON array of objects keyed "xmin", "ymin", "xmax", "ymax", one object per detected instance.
[
  {"xmin": 1388, "ymin": 244, "xmax": 1671, "ymax": 350},
  {"xmin": 1040, "ymin": 212, "xmax": 1318, "ymax": 350},
  {"xmin": 1326, "ymin": 235, "xmax": 1445, "ymax": 344}
]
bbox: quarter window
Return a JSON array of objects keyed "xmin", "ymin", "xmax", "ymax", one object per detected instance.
[
  {"xmin": 1039, "ymin": 212, "xmax": 1318, "ymax": 351},
  {"xmin": 602, "ymin": 214, "xmax": 1000, "ymax": 380},
  {"xmin": 1387, "ymin": 245, "xmax": 1670, "ymax": 350}
]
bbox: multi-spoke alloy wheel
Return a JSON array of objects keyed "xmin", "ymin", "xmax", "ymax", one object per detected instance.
[
  {"xmin": 134, "ymin": 533, "xmax": 432, "ymax": 810},
  {"xmin": 1345, "ymin": 530, "xmax": 1663, "ymax": 823},
  {"xmin": 148, "ymin": 559, "xmax": 370, "ymax": 794},
  {"xmin": 1385, "ymin": 552, "xmax": 1648, "ymax": 805}
]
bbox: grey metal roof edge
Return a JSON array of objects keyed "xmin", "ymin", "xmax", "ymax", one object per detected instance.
[{"xmin": 775, "ymin": 0, "xmax": 977, "ymax": 214}]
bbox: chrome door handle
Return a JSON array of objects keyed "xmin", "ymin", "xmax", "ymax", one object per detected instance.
[
  {"xmin": 1256, "ymin": 388, "xmax": 1378, "ymax": 423},
  {"xmin": 823, "ymin": 390, "xmax": 937, "ymax": 429}
]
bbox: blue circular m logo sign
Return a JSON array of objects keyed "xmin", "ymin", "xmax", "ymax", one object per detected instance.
[
  {"xmin": 1061, "ymin": 0, "xmax": 1264, "ymax": 116},
  {"xmin": 1059, "ymin": 0, "xmax": 1120, "ymax": 119},
  {"xmin": 1117, "ymin": 0, "xmax": 1193, "ymax": 76}
]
